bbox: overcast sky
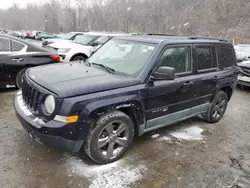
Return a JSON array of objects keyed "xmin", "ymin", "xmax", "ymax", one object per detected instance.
[{"xmin": 1, "ymin": 0, "xmax": 48, "ymax": 9}]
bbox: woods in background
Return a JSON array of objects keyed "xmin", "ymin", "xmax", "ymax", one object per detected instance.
[{"xmin": 1, "ymin": 0, "xmax": 250, "ymax": 43}]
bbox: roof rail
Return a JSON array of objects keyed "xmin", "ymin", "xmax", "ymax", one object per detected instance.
[
  {"xmin": 188, "ymin": 36, "xmax": 229, "ymax": 42},
  {"xmin": 146, "ymin": 33, "xmax": 176, "ymax": 36}
]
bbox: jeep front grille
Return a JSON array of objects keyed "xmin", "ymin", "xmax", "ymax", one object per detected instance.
[{"xmin": 22, "ymin": 78, "xmax": 43, "ymax": 115}]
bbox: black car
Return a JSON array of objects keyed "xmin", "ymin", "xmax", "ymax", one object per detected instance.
[
  {"xmin": 0, "ymin": 34, "xmax": 61, "ymax": 89},
  {"xmin": 14, "ymin": 35, "xmax": 238, "ymax": 164}
]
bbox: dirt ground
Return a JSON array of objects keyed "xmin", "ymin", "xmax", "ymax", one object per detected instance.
[{"xmin": 1, "ymin": 88, "xmax": 250, "ymax": 188}]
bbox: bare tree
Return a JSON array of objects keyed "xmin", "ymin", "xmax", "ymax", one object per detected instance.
[{"xmin": 1, "ymin": 0, "xmax": 250, "ymax": 43}]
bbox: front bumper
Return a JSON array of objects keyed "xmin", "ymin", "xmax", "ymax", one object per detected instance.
[
  {"xmin": 237, "ymin": 75, "xmax": 250, "ymax": 87},
  {"xmin": 14, "ymin": 91, "xmax": 83, "ymax": 152}
]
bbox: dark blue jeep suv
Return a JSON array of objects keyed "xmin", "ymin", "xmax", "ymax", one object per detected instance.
[{"xmin": 14, "ymin": 35, "xmax": 238, "ymax": 164}]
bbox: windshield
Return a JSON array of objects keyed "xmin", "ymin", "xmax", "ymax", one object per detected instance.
[
  {"xmin": 72, "ymin": 35, "xmax": 98, "ymax": 45},
  {"xmin": 89, "ymin": 39, "xmax": 156, "ymax": 77},
  {"xmin": 60, "ymin": 33, "xmax": 78, "ymax": 40}
]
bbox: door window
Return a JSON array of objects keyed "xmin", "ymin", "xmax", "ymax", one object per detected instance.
[
  {"xmin": 11, "ymin": 40, "xmax": 26, "ymax": 52},
  {"xmin": 0, "ymin": 37, "xmax": 10, "ymax": 52},
  {"xmin": 196, "ymin": 46, "xmax": 217, "ymax": 70},
  {"xmin": 157, "ymin": 46, "xmax": 191, "ymax": 74},
  {"xmin": 219, "ymin": 47, "xmax": 235, "ymax": 68}
]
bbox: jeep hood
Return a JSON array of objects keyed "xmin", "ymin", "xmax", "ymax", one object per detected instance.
[{"xmin": 27, "ymin": 63, "xmax": 140, "ymax": 98}]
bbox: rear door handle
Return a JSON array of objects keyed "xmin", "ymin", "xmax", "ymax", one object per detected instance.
[
  {"xmin": 183, "ymin": 81, "xmax": 193, "ymax": 86},
  {"xmin": 12, "ymin": 58, "xmax": 23, "ymax": 61}
]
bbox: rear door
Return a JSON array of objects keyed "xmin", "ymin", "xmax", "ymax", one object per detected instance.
[
  {"xmin": 192, "ymin": 44, "xmax": 220, "ymax": 104},
  {"xmin": 0, "ymin": 37, "xmax": 12, "ymax": 85},
  {"xmin": 0, "ymin": 37, "xmax": 28, "ymax": 86}
]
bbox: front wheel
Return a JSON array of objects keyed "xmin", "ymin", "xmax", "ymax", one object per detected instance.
[
  {"xmin": 16, "ymin": 69, "xmax": 26, "ymax": 89},
  {"xmin": 202, "ymin": 91, "xmax": 228, "ymax": 123},
  {"xmin": 84, "ymin": 111, "xmax": 134, "ymax": 164},
  {"xmin": 71, "ymin": 55, "xmax": 86, "ymax": 61}
]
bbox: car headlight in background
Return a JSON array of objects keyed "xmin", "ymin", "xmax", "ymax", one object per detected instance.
[
  {"xmin": 44, "ymin": 95, "xmax": 56, "ymax": 115},
  {"xmin": 57, "ymin": 48, "xmax": 71, "ymax": 53}
]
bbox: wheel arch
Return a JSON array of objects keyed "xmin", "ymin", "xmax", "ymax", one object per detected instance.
[
  {"xmin": 78, "ymin": 95, "xmax": 145, "ymax": 138},
  {"xmin": 220, "ymin": 86, "xmax": 233, "ymax": 101}
]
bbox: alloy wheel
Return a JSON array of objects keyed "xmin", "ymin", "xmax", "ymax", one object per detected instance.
[
  {"xmin": 97, "ymin": 121, "xmax": 129, "ymax": 159},
  {"xmin": 212, "ymin": 95, "xmax": 227, "ymax": 120}
]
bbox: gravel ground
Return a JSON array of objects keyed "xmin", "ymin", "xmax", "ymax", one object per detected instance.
[{"xmin": 1, "ymin": 88, "xmax": 250, "ymax": 188}]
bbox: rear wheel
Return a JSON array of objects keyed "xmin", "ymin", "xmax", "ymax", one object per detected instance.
[
  {"xmin": 16, "ymin": 69, "xmax": 26, "ymax": 89},
  {"xmin": 203, "ymin": 91, "xmax": 228, "ymax": 123},
  {"xmin": 84, "ymin": 111, "xmax": 134, "ymax": 164}
]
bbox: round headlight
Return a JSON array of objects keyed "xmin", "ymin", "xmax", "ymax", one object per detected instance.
[{"xmin": 44, "ymin": 95, "xmax": 55, "ymax": 114}]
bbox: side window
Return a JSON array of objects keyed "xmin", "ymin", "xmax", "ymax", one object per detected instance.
[
  {"xmin": 196, "ymin": 46, "xmax": 217, "ymax": 70},
  {"xmin": 157, "ymin": 46, "xmax": 191, "ymax": 74},
  {"xmin": 0, "ymin": 37, "xmax": 10, "ymax": 52},
  {"xmin": 219, "ymin": 47, "xmax": 234, "ymax": 68},
  {"xmin": 11, "ymin": 40, "xmax": 25, "ymax": 52}
]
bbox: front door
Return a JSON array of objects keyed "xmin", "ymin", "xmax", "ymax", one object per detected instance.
[{"xmin": 145, "ymin": 45, "xmax": 207, "ymax": 130}]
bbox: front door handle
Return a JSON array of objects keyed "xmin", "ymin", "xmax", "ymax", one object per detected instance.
[
  {"xmin": 12, "ymin": 58, "xmax": 23, "ymax": 61},
  {"xmin": 180, "ymin": 81, "xmax": 193, "ymax": 93}
]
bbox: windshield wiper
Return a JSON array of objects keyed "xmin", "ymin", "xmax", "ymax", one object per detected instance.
[{"xmin": 92, "ymin": 63, "xmax": 115, "ymax": 74}]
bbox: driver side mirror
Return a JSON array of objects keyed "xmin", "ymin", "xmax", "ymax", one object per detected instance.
[{"xmin": 152, "ymin": 66, "xmax": 175, "ymax": 80}]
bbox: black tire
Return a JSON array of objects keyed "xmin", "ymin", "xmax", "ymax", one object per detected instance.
[
  {"xmin": 203, "ymin": 91, "xmax": 228, "ymax": 123},
  {"xmin": 71, "ymin": 55, "xmax": 86, "ymax": 61},
  {"xmin": 16, "ymin": 69, "xmax": 26, "ymax": 89},
  {"xmin": 84, "ymin": 111, "xmax": 134, "ymax": 164}
]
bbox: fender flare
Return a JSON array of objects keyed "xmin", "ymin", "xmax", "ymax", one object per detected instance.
[{"xmin": 78, "ymin": 95, "xmax": 145, "ymax": 138}]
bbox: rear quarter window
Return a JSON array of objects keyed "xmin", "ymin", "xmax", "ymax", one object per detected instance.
[{"xmin": 219, "ymin": 46, "xmax": 235, "ymax": 68}]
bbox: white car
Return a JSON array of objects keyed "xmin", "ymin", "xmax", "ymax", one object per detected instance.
[
  {"xmin": 42, "ymin": 32, "xmax": 85, "ymax": 47},
  {"xmin": 47, "ymin": 32, "xmax": 127, "ymax": 62},
  {"xmin": 234, "ymin": 44, "xmax": 250, "ymax": 62}
]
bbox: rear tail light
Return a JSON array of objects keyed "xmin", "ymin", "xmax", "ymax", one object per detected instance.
[{"xmin": 49, "ymin": 55, "xmax": 61, "ymax": 62}]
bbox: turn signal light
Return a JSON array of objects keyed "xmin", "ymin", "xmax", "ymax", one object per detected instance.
[
  {"xmin": 54, "ymin": 115, "xmax": 78, "ymax": 123},
  {"xmin": 66, "ymin": 116, "xmax": 79, "ymax": 123}
]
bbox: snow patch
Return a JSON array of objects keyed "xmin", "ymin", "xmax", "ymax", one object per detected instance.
[
  {"xmin": 151, "ymin": 134, "xmax": 160, "ymax": 139},
  {"xmin": 65, "ymin": 155, "xmax": 146, "ymax": 188},
  {"xmin": 157, "ymin": 136, "xmax": 171, "ymax": 142},
  {"xmin": 170, "ymin": 126, "xmax": 203, "ymax": 141}
]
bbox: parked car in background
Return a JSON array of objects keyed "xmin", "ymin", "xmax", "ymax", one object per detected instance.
[
  {"xmin": 237, "ymin": 60, "xmax": 250, "ymax": 88},
  {"xmin": 14, "ymin": 35, "xmax": 238, "ymax": 164},
  {"xmin": 0, "ymin": 34, "xmax": 61, "ymax": 89},
  {"xmin": 42, "ymin": 32, "xmax": 85, "ymax": 47},
  {"xmin": 29, "ymin": 31, "xmax": 42, "ymax": 39},
  {"xmin": 234, "ymin": 44, "xmax": 250, "ymax": 62},
  {"xmin": 0, "ymin": 28, "xmax": 8, "ymax": 34},
  {"xmin": 48, "ymin": 32, "xmax": 128, "ymax": 61},
  {"xmin": 39, "ymin": 32, "xmax": 59, "ymax": 40}
]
